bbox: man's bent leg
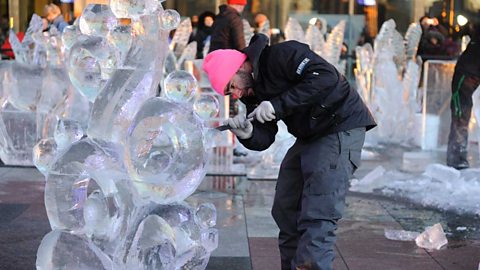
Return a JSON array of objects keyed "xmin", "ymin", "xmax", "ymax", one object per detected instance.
[
  {"xmin": 294, "ymin": 128, "xmax": 365, "ymax": 270},
  {"xmin": 272, "ymin": 141, "xmax": 304, "ymax": 270}
]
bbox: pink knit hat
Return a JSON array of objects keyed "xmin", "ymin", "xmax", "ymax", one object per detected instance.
[{"xmin": 202, "ymin": 50, "xmax": 247, "ymax": 96}]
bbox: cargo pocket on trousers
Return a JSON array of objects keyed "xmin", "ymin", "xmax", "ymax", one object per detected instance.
[{"xmin": 303, "ymin": 174, "xmax": 346, "ymax": 220}]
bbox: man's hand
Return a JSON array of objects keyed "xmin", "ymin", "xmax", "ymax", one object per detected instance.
[
  {"xmin": 248, "ymin": 101, "xmax": 275, "ymax": 123},
  {"xmin": 224, "ymin": 115, "xmax": 253, "ymax": 139}
]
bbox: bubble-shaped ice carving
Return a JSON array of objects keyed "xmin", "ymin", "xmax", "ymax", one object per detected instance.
[
  {"xmin": 33, "ymin": 138, "xmax": 57, "ymax": 176},
  {"xmin": 62, "ymin": 25, "xmax": 81, "ymax": 50},
  {"xmin": 79, "ymin": 4, "xmax": 118, "ymax": 37},
  {"xmin": 126, "ymin": 215, "xmax": 176, "ymax": 269},
  {"xmin": 54, "ymin": 119, "xmax": 84, "ymax": 149},
  {"xmin": 45, "ymin": 138, "xmax": 125, "ymax": 232},
  {"xmin": 36, "ymin": 230, "xmax": 113, "ymax": 269},
  {"xmin": 107, "ymin": 25, "xmax": 132, "ymax": 59},
  {"xmin": 68, "ymin": 36, "xmax": 118, "ymax": 102},
  {"xmin": 159, "ymin": 9, "xmax": 181, "ymax": 31},
  {"xmin": 195, "ymin": 203, "xmax": 216, "ymax": 228},
  {"xmin": 110, "ymin": 0, "xmax": 162, "ymax": 19},
  {"xmin": 125, "ymin": 97, "xmax": 207, "ymax": 203},
  {"xmin": 194, "ymin": 94, "xmax": 219, "ymax": 119},
  {"xmin": 164, "ymin": 71, "xmax": 197, "ymax": 103},
  {"xmin": 83, "ymin": 190, "xmax": 110, "ymax": 237}
]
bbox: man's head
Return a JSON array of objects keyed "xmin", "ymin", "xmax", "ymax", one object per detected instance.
[
  {"xmin": 203, "ymin": 49, "xmax": 254, "ymax": 99},
  {"xmin": 43, "ymin": 4, "xmax": 61, "ymax": 22},
  {"xmin": 227, "ymin": 0, "xmax": 247, "ymax": 13}
]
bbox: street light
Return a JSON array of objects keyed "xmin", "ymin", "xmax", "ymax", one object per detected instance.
[{"xmin": 457, "ymin": 14, "xmax": 468, "ymax": 27}]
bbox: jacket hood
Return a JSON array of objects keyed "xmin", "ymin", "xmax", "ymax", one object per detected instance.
[{"xmin": 241, "ymin": 33, "xmax": 269, "ymax": 79}]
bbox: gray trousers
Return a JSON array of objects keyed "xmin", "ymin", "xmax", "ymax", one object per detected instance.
[
  {"xmin": 272, "ymin": 127, "xmax": 366, "ymax": 270},
  {"xmin": 447, "ymin": 71, "xmax": 480, "ymax": 168}
]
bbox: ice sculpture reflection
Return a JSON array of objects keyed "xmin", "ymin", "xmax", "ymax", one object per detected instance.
[{"xmin": 23, "ymin": 3, "xmax": 219, "ymax": 269}]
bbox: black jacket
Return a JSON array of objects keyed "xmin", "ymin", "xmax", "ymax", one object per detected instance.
[
  {"xmin": 208, "ymin": 5, "xmax": 246, "ymax": 52},
  {"xmin": 455, "ymin": 41, "xmax": 480, "ymax": 78},
  {"xmin": 239, "ymin": 34, "xmax": 376, "ymax": 151}
]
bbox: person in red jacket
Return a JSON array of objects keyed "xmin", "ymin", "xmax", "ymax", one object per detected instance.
[{"xmin": 1, "ymin": 31, "xmax": 24, "ymax": 59}]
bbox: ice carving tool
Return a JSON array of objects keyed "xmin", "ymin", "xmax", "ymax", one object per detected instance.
[{"xmin": 215, "ymin": 118, "xmax": 254, "ymax": 131}]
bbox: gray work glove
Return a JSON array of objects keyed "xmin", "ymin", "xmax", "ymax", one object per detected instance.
[
  {"xmin": 248, "ymin": 101, "xmax": 275, "ymax": 123},
  {"xmin": 224, "ymin": 114, "xmax": 253, "ymax": 139}
]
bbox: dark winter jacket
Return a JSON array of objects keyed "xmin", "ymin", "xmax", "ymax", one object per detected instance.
[
  {"xmin": 238, "ymin": 34, "xmax": 376, "ymax": 151},
  {"xmin": 208, "ymin": 5, "xmax": 246, "ymax": 52},
  {"xmin": 455, "ymin": 41, "xmax": 480, "ymax": 78}
]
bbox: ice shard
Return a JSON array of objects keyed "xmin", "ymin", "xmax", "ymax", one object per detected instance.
[{"xmin": 415, "ymin": 223, "xmax": 448, "ymax": 250}]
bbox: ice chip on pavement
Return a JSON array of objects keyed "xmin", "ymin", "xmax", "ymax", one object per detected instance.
[
  {"xmin": 159, "ymin": 9, "xmax": 181, "ymax": 31},
  {"xmin": 33, "ymin": 138, "xmax": 58, "ymax": 176},
  {"xmin": 193, "ymin": 94, "xmax": 219, "ymax": 119},
  {"xmin": 125, "ymin": 97, "xmax": 207, "ymax": 203},
  {"xmin": 349, "ymin": 165, "xmax": 386, "ymax": 193},
  {"xmin": 163, "ymin": 70, "xmax": 197, "ymax": 103},
  {"xmin": 79, "ymin": 4, "xmax": 118, "ymax": 36},
  {"xmin": 36, "ymin": 230, "xmax": 112, "ymax": 269},
  {"xmin": 423, "ymin": 163, "xmax": 461, "ymax": 182},
  {"xmin": 415, "ymin": 223, "xmax": 448, "ymax": 250},
  {"xmin": 384, "ymin": 228, "xmax": 420, "ymax": 241}
]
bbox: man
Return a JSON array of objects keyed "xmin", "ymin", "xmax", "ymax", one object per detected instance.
[
  {"xmin": 208, "ymin": 0, "xmax": 247, "ymax": 53},
  {"xmin": 447, "ymin": 23, "xmax": 480, "ymax": 169},
  {"xmin": 44, "ymin": 3, "xmax": 69, "ymax": 32},
  {"xmin": 209, "ymin": 0, "xmax": 247, "ymax": 118},
  {"xmin": 203, "ymin": 34, "xmax": 376, "ymax": 270}
]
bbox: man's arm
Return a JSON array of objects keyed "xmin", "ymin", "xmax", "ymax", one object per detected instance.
[
  {"xmin": 268, "ymin": 46, "xmax": 340, "ymax": 119},
  {"xmin": 237, "ymin": 100, "xmax": 278, "ymax": 151}
]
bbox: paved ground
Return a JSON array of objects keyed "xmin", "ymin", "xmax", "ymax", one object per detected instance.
[{"xmin": 0, "ymin": 143, "xmax": 480, "ymax": 270}]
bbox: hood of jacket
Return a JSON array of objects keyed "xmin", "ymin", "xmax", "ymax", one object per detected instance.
[{"xmin": 241, "ymin": 33, "xmax": 269, "ymax": 79}]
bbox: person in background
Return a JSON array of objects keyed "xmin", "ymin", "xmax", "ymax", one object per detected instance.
[
  {"xmin": 417, "ymin": 16, "xmax": 449, "ymax": 59},
  {"xmin": 203, "ymin": 34, "xmax": 376, "ymax": 270},
  {"xmin": 254, "ymin": 13, "xmax": 270, "ymax": 37},
  {"xmin": 190, "ymin": 11, "xmax": 215, "ymax": 59},
  {"xmin": 447, "ymin": 22, "xmax": 480, "ymax": 170},
  {"xmin": 59, "ymin": 0, "xmax": 74, "ymax": 23},
  {"xmin": 44, "ymin": 3, "xmax": 68, "ymax": 32},
  {"xmin": 208, "ymin": 0, "xmax": 246, "ymax": 53}
]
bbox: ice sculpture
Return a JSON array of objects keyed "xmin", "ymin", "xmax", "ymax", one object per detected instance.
[
  {"xmin": 284, "ymin": 17, "xmax": 306, "ymax": 43},
  {"xmin": 355, "ymin": 19, "xmax": 422, "ymax": 145},
  {"xmin": 0, "ymin": 15, "xmax": 73, "ymax": 166},
  {"xmin": 285, "ymin": 18, "xmax": 346, "ymax": 73},
  {"xmin": 170, "ymin": 18, "xmax": 192, "ymax": 57},
  {"xmin": 34, "ymin": 3, "xmax": 218, "ymax": 269}
]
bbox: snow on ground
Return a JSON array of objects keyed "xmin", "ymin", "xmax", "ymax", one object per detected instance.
[{"xmin": 350, "ymin": 163, "xmax": 480, "ymax": 215}]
